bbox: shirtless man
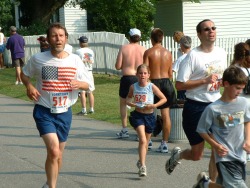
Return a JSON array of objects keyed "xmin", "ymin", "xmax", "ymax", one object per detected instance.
[
  {"xmin": 143, "ymin": 28, "xmax": 176, "ymax": 153},
  {"xmin": 115, "ymin": 28, "xmax": 146, "ymax": 138}
]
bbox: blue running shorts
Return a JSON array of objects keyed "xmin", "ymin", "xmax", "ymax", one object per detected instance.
[
  {"xmin": 33, "ymin": 104, "xmax": 72, "ymax": 142},
  {"xmin": 129, "ymin": 110, "xmax": 156, "ymax": 134}
]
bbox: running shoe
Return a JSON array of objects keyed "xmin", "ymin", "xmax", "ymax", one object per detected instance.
[
  {"xmin": 165, "ymin": 147, "xmax": 181, "ymax": 174},
  {"xmin": 116, "ymin": 130, "xmax": 129, "ymax": 138},
  {"xmin": 192, "ymin": 172, "xmax": 210, "ymax": 188},
  {"xmin": 138, "ymin": 165, "xmax": 147, "ymax": 177},
  {"xmin": 148, "ymin": 139, "xmax": 153, "ymax": 150},
  {"xmin": 136, "ymin": 160, "xmax": 141, "ymax": 169},
  {"xmin": 42, "ymin": 182, "xmax": 49, "ymax": 188},
  {"xmin": 135, "ymin": 135, "xmax": 139, "ymax": 141},
  {"xmin": 156, "ymin": 142, "xmax": 168, "ymax": 153},
  {"xmin": 76, "ymin": 111, "xmax": 87, "ymax": 115},
  {"xmin": 88, "ymin": 110, "xmax": 94, "ymax": 114},
  {"xmin": 247, "ymin": 154, "xmax": 250, "ymax": 162}
]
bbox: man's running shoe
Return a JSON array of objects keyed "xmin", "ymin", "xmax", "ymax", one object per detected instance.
[
  {"xmin": 116, "ymin": 130, "xmax": 129, "ymax": 138},
  {"xmin": 156, "ymin": 142, "xmax": 168, "ymax": 153},
  {"xmin": 192, "ymin": 172, "xmax": 210, "ymax": 188},
  {"xmin": 165, "ymin": 147, "xmax": 181, "ymax": 174},
  {"xmin": 148, "ymin": 139, "xmax": 153, "ymax": 150}
]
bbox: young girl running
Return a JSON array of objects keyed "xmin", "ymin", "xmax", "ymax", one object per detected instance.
[{"xmin": 126, "ymin": 64, "xmax": 167, "ymax": 177}]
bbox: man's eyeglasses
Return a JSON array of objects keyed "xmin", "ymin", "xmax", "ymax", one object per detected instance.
[{"xmin": 203, "ymin": 27, "xmax": 216, "ymax": 32}]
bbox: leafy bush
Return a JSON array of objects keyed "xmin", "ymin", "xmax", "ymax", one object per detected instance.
[{"xmin": 18, "ymin": 21, "xmax": 48, "ymax": 36}]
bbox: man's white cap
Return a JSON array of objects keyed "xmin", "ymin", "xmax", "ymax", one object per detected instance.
[{"xmin": 129, "ymin": 28, "xmax": 141, "ymax": 37}]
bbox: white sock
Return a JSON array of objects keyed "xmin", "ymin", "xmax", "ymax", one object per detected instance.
[
  {"xmin": 82, "ymin": 108, "xmax": 86, "ymax": 112},
  {"xmin": 90, "ymin": 107, "xmax": 94, "ymax": 111},
  {"xmin": 122, "ymin": 127, "xmax": 128, "ymax": 132},
  {"xmin": 161, "ymin": 140, "xmax": 167, "ymax": 145}
]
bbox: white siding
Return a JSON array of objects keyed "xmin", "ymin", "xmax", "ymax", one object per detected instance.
[
  {"xmin": 183, "ymin": 0, "xmax": 250, "ymax": 37},
  {"xmin": 61, "ymin": 5, "xmax": 87, "ymax": 34},
  {"xmin": 59, "ymin": 7, "xmax": 65, "ymax": 24}
]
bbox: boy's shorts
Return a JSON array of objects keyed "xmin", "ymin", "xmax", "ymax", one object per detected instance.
[
  {"xmin": 216, "ymin": 161, "xmax": 247, "ymax": 188},
  {"xmin": 33, "ymin": 104, "xmax": 72, "ymax": 142},
  {"xmin": 129, "ymin": 110, "xmax": 156, "ymax": 134}
]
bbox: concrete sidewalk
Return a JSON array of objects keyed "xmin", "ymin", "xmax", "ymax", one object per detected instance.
[{"xmin": 0, "ymin": 94, "xmax": 249, "ymax": 188}]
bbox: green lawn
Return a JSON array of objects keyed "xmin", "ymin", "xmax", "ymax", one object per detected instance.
[{"xmin": 0, "ymin": 68, "xmax": 123, "ymax": 125}]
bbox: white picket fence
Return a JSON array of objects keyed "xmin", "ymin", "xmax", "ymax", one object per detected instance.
[{"xmin": 3, "ymin": 32, "xmax": 249, "ymax": 75}]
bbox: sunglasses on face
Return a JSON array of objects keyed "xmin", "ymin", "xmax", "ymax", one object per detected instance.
[{"xmin": 203, "ymin": 26, "xmax": 217, "ymax": 32}]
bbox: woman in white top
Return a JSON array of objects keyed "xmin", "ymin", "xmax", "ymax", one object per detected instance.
[
  {"xmin": 0, "ymin": 27, "xmax": 6, "ymax": 69},
  {"xmin": 231, "ymin": 42, "xmax": 250, "ymax": 161}
]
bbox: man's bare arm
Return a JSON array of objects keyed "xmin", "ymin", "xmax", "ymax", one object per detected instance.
[
  {"xmin": 143, "ymin": 50, "xmax": 149, "ymax": 66},
  {"xmin": 175, "ymin": 74, "xmax": 218, "ymax": 90},
  {"xmin": 21, "ymin": 72, "xmax": 41, "ymax": 101},
  {"xmin": 115, "ymin": 48, "xmax": 123, "ymax": 70},
  {"xmin": 168, "ymin": 54, "xmax": 173, "ymax": 79}
]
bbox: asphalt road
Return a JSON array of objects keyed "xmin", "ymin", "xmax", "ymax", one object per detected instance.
[{"xmin": 0, "ymin": 94, "xmax": 249, "ymax": 188}]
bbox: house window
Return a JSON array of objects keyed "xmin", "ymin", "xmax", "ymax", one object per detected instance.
[{"xmin": 51, "ymin": 9, "xmax": 60, "ymax": 23}]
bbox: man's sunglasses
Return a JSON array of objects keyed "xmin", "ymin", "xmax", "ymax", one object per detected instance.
[{"xmin": 203, "ymin": 27, "xmax": 217, "ymax": 32}]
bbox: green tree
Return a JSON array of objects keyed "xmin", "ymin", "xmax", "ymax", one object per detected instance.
[
  {"xmin": 17, "ymin": 0, "xmax": 67, "ymax": 27},
  {"xmin": 78, "ymin": 0, "xmax": 156, "ymax": 40},
  {"xmin": 13, "ymin": 0, "xmax": 200, "ymax": 36},
  {"xmin": 0, "ymin": 0, "xmax": 15, "ymax": 35}
]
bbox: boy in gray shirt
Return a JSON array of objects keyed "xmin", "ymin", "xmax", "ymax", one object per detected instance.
[{"xmin": 194, "ymin": 66, "xmax": 250, "ymax": 188}]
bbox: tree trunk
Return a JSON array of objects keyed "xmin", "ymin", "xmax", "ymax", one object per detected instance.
[{"xmin": 20, "ymin": 0, "xmax": 68, "ymax": 25}]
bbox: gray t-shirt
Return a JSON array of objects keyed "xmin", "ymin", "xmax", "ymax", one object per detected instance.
[{"xmin": 197, "ymin": 97, "xmax": 250, "ymax": 164}]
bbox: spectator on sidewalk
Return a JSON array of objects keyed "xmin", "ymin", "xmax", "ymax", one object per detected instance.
[
  {"xmin": 37, "ymin": 36, "xmax": 50, "ymax": 52},
  {"xmin": 0, "ymin": 26, "xmax": 6, "ymax": 69},
  {"xmin": 172, "ymin": 35, "xmax": 192, "ymax": 101},
  {"xmin": 173, "ymin": 31, "xmax": 185, "ymax": 59},
  {"xmin": 6, "ymin": 26, "xmax": 25, "ymax": 85},
  {"xmin": 75, "ymin": 36, "xmax": 95, "ymax": 115},
  {"xmin": 64, "ymin": 32, "xmax": 73, "ymax": 54}
]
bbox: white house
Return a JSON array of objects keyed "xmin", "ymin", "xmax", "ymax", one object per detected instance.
[
  {"xmin": 155, "ymin": 0, "xmax": 250, "ymax": 38},
  {"xmin": 13, "ymin": 3, "xmax": 88, "ymax": 34},
  {"xmin": 58, "ymin": 5, "xmax": 88, "ymax": 34}
]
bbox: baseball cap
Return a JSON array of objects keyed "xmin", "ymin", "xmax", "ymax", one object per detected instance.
[
  {"xmin": 78, "ymin": 36, "xmax": 88, "ymax": 43},
  {"xmin": 10, "ymin": 26, "xmax": 17, "ymax": 32},
  {"xmin": 129, "ymin": 28, "xmax": 141, "ymax": 37},
  {"xmin": 180, "ymin": 36, "xmax": 192, "ymax": 48}
]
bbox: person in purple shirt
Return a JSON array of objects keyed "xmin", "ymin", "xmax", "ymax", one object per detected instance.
[{"xmin": 6, "ymin": 26, "xmax": 25, "ymax": 85}]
